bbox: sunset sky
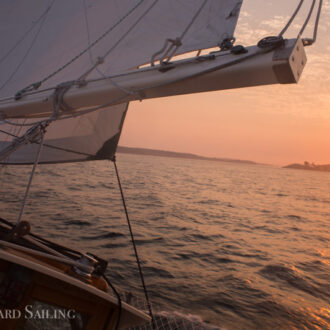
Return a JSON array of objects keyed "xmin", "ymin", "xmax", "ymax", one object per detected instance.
[{"xmin": 120, "ymin": 0, "xmax": 330, "ymax": 166}]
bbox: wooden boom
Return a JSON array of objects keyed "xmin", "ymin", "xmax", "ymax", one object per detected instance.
[{"xmin": 0, "ymin": 38, "xmax": 306, "ymax": 120}]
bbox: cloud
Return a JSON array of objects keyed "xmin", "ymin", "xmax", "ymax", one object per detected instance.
[{"xmin": 260, "ymin": 15, "xmax": 290, "ymax": 31}]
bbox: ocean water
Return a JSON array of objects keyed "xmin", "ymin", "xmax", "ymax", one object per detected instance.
[{"xmin": 0, "ymin": 153, "xmax": 329, "ymax": 329}]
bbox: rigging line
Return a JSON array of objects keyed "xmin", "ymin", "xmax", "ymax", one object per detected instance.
[
  {"xmin": 279, "ymin": 0, "xmax": 305, "ymax": 37},
  {"xmin": 0, "ymin": 121, "xmax": 117, "ymax": 161},
  {"xmin": 1, "ymin": 115, "xmax": 26, "ymax": 189},
  {"xmin": 0, "ymin": 119, "xmax": 25, "ymax": 142},
  {"xmin": 305, "ymin": 0, "xmax": 323, "ymax": 44},
  {"xmin": 0, "ymin": 217, "xmax": 83, "ymax": 258},
  {"xmin": 299, "ymin": 0, "xmax": 317, "ymax": 36},
  {"xmin": 2, "ymin": 119, "xmax": 45, "ymax": 127},
  {"xmin": 81, "ymin": 0, "xmax": 160, "ymax": 81},
  {"xmin": 0, "ymin": 85, "xmax": 56, "ymax": 103},
  {"xmin": 164, "ymin": 0, "xmax": 208, "ymax": 62},
  {"xmin": 111, "ymin": 158, "xmax": 156, "ymax": 329},
  {"xmin": 0, "ymin": 240, "xmax": 92, "ymax": 272},
  {"xmin": 0, "ymin": 119, "xmax": 27, "ymax": 166},
  {"xmin": 155, "ymin": 0, "xmax": 208, "ymax": 65},
  {"xmin": 82, "ymin": 0, "xmax": 94, "ymax": 64},
  {"xmin": 0, "ymin": 120, "xmax": 26, "ymax": 189},
  {"xmin": 0, "ymin": 121, "xmax": 48, "ymax": 161},
  {"xmin": 313, "ymin": 0, "xmax": 323, "ymax": 42},
  {"xmin": 0, "ymin": 0, "xmax": 55, "ymax": 66},
  {"xmin": 0, "ymin": 128, "xmax": 93, "ymax": 158},
  {"xmin": 102, "ymin": 275, "xmax": 122, "ymax": 330},
  {"xmin": 16, "ymin": 124, "xmax": 47, "ymax": 225},
  {"xmin": 34, "ymin": 0, "xmax": 146, "ymax": 88},
  {"xmin": 0, "ymin": 1, "xmax": 54, "ymax": 92},
  {"xmin": 95, "ymin": 70, "xmax": 137, "ymax": 97},
  {"xmin": 180, "ymin": 0, "xmax": 208, "ymax": 40}
]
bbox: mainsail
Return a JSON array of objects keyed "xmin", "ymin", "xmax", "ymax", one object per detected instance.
[{"xmin": 0, "ymin": 0, "xmax": 242, "ymax": 164}]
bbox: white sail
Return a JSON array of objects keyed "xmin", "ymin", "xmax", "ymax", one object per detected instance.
[
  {"xmin": 0, "ymin": 0, "xmax": 242, "ymax": 164},
  {"xmin": 0, "ymin": 0, "xmax": 242, "ymax": 98},
  {"xmin": 0, "ymin": 103, "xmax": 128, "ymax": 164}
]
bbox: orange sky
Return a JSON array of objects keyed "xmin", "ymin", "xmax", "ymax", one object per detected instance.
[{"xmin": 120, "ymin": 0, "xmax": 330, "ymax": 166}]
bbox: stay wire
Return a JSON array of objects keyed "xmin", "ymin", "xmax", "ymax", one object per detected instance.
[
  {"xmin": 0, "ymin": 0, "xmax": 54, "ymax": 92},
  {"xmin": 303, "ymin": 0, "xmax": 323, "ymax": 44},
  {"xmin": 111, "ymin": 158, "xmax": 156, "ymax": 329},
  {"xmin": 0, "ymin": 119, "xmax": 25, "ymax": 187},
  {"xmin": 0, "ymin": 0, "xmax": 55, "ymax": 66},
  {"xmin": 279, "ymin": 0, "xmax": 305, "ymax": 37},
  {"xmin": 313, "ymin": 0, "xmax": 323, "ymax": 42},
  {"xmin": 163, "ymin": 0, "xmax": 208, "ymax": 62},
  {"xmin": 278, "ymin": 0, "xmax": 322, "ymax": 45},
  {"xmin": 102, "ymin": 274, "xmax": 122, "ymax": 330},
  {"xmin": 37, "ymin": 0, "xmax": 146, "ymax": 87},
  {"xmin": 299, "ymin": 0, "xmax": 317, "ymax": 36},
  {"xmin": 16, "ymin": 125, "xmax": 47, "ymax": 225},
  {"xmin": 85, "ymin": 0, "xmax": 160, "ymax": 81},
  {"xmin": 82, "ymin": 0, "xmax": 94, "ymax": 65},
  {"xmin": 13, "ymin": 0, "xmax": 146, "ymax": 98}
]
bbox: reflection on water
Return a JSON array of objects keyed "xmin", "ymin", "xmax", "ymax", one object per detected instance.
[{"xmin": 1, "ymin": 154, "xmax": 329, "ymax": 329}]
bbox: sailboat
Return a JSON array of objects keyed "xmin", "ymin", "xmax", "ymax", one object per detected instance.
[{"xmin": 0, "ymin": 0, "xmax": 322, "ymax": 329}]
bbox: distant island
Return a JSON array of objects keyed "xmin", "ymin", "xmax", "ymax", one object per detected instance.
[
  {"xmin": 284, "ymin": 161, "xmax": 330, "ymax": 172},
  {"xmin": 117, "ymin": 146, "xmax": 256, "ymax": 165}
]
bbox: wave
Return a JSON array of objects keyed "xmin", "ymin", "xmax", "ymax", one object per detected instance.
[
  {"xmin": 259, "ymin": 264, "xmax": 329, "ymax": 300},
  {"xmin": 81, "ymin": 232, "xmax": 125, "ymax": 240}
]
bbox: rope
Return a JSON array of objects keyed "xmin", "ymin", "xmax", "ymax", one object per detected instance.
[
  {"xmin": 14, "ymin": 0, "xmax": 146, "ymax": 98},
  {"xmin": 111, "ymin": 157, "xmax": 155, "ymax": 329},
  {"xmin": 279, "ymin": 0, "xmax": 305, "ymax": 37},
  {"xmin": 0, "ymin": 128, "xmax": 94, "ymax": 161},
  {"xmin": 312, "ymin": 0, "xmax": 323, "ymax": 42},
  {"xmin": 0, "ymin": 0, "xmax": 55, "ymax": 66},
  {"xmin": 81, "ymin": 0, "xmax": 160, "ymax": 81},
  {"xmin": 299, "ymin": 0, "xmax": 317, "ymax": 36},
  {"xmin": 278, "ymin": 0, "xmax": 323, "ymax": 46},
  {"xmin": 156, "ymin": 0, "xmax": 208, "ymax": 65},
  {"xmin": 0, "ymin": 217, "xmax": 83, "ymax": 258},
  {"xmin": 41, "ymin": 0, "xmax": 145, "ymax": 84},
  {"xmin": 0, "ymin": 119, "xmax": 27, "ymax": 190},
  {"xmin": 0, "ymin": 240, "xmax": 93, "ymax": 272},
  {"xmin": 165, "ymin": 0, "xmax": 208, "ymax": 61},
  {"xmin": 102, "ymin": 274, "xmax": 122, "ymax": 330},
  {"xmin": 82, "ymin": 0, "xmax": 94, "ymax": 65},
  {"xmin": 0, "ymin": 0, "xmax": 55, "ymax": 92},
  {"xmin": 13, "ymin": 0, "xmax": 157, "ymax": 112},
  {"xmin": 3, "ymin": 119, "xmax": 45, "ymax": 127},
  {"xmin": 302, "ymin": 0, "xmax": 323, "ymax": 45},
  {"xmin": 16, "ymin": 122, "xmax": 47, "ymax": 225}
]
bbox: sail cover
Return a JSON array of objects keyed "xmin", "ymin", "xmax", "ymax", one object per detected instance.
[{"xmin": 0, "ymin": 0, "xmax": 242, "ymax": 164}]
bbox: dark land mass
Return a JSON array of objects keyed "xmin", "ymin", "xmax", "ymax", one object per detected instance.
[
  {"xmin": 117, "ymin": 146, "xmax": 256, "ymax": 165},
  {"xmin": 284, "ymin": 162, "xmax": 330, "ymax": 172}
]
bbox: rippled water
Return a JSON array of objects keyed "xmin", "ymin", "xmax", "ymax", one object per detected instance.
[{"xmin": 1, "ymin": 154, "xmax": 329, "ymax": 329}]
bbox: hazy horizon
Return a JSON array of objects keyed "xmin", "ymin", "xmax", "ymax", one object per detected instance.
[{"xmin": 118, "ymin": 144, "xmax": 329, "ymax": 167}]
